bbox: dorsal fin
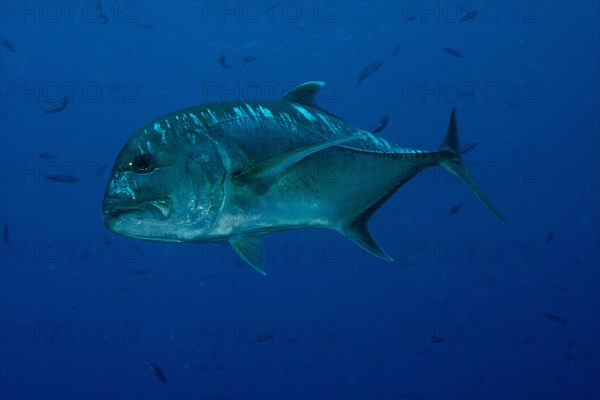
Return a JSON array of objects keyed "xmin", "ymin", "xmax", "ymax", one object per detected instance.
[
  {"xmin": 282, "ymin": 81, "xmax": 344, "ymax": 120},
  {"xmin": 282, "ymin": 81, "xmax": 325, "ymax": 108}
]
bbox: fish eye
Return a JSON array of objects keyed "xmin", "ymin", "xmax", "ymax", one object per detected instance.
[{"xmin": 131, "ymin": 154, "xmax": 156, "ymax": 174}]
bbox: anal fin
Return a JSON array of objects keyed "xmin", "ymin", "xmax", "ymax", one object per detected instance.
[
  {"xmin": 339, "ymin": 181, "xmax": 407, "ymax": 261},
  {"xmin": 341, "ymin": 217, "xmax": 392, "ymax": 261}
]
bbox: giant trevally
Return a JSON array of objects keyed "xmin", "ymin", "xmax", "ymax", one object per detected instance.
[{"xmin": 103, "ymin": 81, "xmax": 507, "ymax": 274}]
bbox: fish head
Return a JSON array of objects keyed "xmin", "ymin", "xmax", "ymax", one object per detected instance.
[{"xmin": 103, "ymin": 122, "xmax": 226, "ymax": 242}]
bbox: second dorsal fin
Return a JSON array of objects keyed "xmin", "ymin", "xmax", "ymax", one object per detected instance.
[
  {"xmin": 282, "ymin": 81, "xmax": 344, "ymax": 120},
  {"xmin": 282, "ymin": 81, "xmax": 325, "ymax": 108}
]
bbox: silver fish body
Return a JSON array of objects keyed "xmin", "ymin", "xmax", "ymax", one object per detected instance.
[{"xmin": 103, "ymin": 82, "xmax": 506, "ymax": 273}]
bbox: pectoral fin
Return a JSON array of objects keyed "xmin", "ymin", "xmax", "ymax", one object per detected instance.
[
  {"xmin": 233, "ymin": 134, "xmax": 363, "ymax": 191},
  {"xmin": 229, "ymin": 235, "xmax": 265, "ymax": 275}
]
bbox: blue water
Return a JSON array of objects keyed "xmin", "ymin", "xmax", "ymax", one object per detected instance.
[{"xmin": 1, "ymin": 1, "xmax": 598, "ymax": 399}]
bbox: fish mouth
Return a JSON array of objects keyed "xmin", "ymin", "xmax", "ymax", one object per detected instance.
[{"xmin": 103, "ymin": 197, "xmax": 172, "ymax": 221}]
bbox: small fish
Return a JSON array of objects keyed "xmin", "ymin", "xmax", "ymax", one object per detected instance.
[
  {"xmin": 96, "ymin": 163, "xmax": 109, "ymax": 178},
  {"xmin": 521, "ymin": 334, "xmax": 537, "ymax": 344},
  {"xmin": 116, "ymin": 285, "xmax": 133, "ymax": 293},
  {"xmin": 552, "ymin": 284, "xmax": 567, "ymax": 292},
  {"xmin": 441, "ymin": 48, "xmax": 463, "ymax": 58},
  {"xmin": 460, "ymin": 142, "xmax": 478, "ymax": 155},
  {"xmin": 370, "ymin": 115, "xmax": 389, "ymax": 134},
  {"xmin": 240, "ymin": 56, "xmax": 256, "ymax": 70},
  {"xmin": 430, "ymin": 335, "xmax": 444, "ymax": 343},
  {"xmin": 218, "ymin": 54, "xmax": 232, "ymax": 69},
  {"xmin": 506, "ymin": 101, "xmax": 522, "ymax": 109},
  {"xmin": 356, "ymin": 60, "xmax": 384, "ymax": 86},
  {"xmin": 175, "ymin": 342, "xmax": 191, "ymax": 350},
  {"xmin": 575, "ymin": 258, "xmax": 582, "ymax": 266},
  {"xmin": 459, "ymin": 10, "xmax": 478, "ymax": 23},
  {"xmin": 38, "ymin": 152, "xmax": 56, "ymax": 159},
  {"xmin": 1, "ymin": 37, "xmax": 16, "ymax": 53},
  {"xmin": 145, "ymin": 361, "xmax": 167, "ymax": 383},
  {"xmin": 483, "ymin": 273, "xmax": 496, "ymax": 287},
  {"xmin": 2, "ymin": 223, "xmax": 9, "ymax": 244},
  {"xmin": 544, "ymin": 231, "xmax": 555, "ymax": 244},
  {"xmin": 129, "ymin": 268, "xmax": 153, "ymax": 275},
  {"xmin": 96, "ymin": 1, "xmax": 109, "ymax": 24},
  {"xmin": 554, "ymin": 372, "xmax": 564, "ymax": 384},
  {"xmin": 448, "ymin": 203, "xmax": 464, "ymax": 216},
  {"xmin": 256, "ymin": 334, "xmax": 274, "ymax": 342},
  {"xmin": 414, "ymin": 349, "xmax": 430, "ymax": 356},
  {"xmin": 562, "ymin": 341, "xmax": 583, "ymax": 349},
  {"xmin": 392, "ymin": 43, "xmax": 400, "ymax": 57},
  {"xmin": 544, "ymin": 313, "xmax": 567, "ymax": 326},
  {"xmin": 44, "ymin": 174, "xmax": 79, "ymax": 183},
  {"xmin": 41, "ymin": 97, "xmax": 69, "ymax": 113},
  {"xmin": 137, "ymin": 24, "xmax": 156, "ymax": 29}
]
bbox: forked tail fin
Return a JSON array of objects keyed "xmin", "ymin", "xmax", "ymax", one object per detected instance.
[{"xmin": 439, "ymin": 108, "xmax": 509, "ymax": 226}]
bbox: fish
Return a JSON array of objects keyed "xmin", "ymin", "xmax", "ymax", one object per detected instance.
[
  {"xmin": 95, "ymin": 1, "xmax": 109, "ymax": 24},
  {"xmin": 414, "ymin": 349, "xmax": 430, "ymax": 356},
  {"xmin": 575, "ymin": 258, "xmax": 582, "ymax": 266},
  {"xmin": 38, "ymin": 152, "xmax": 56, "ymax": 159},
  {"xmin": 392, "ymin": 43, "xmax": 399, "ymax": 57},
  {"xmin": 256, "ymin": 334, "xmax": 275, "ymax": 342},
  {"xmin": 552, "ymin": 284, "xmax": 567, "ymax": 292},
  {"xmin": 483, "ymin": 273, "xmax": 496, "ymax": 287},
  {"xmin": 174, "ymin": 342, "xmax": 191, "ymax": 350},
  {"xmin": 44, "ymin": 174, "xmax": 79, "ymax": 183},
  {"xmin": 430, "ymin": 335, "xmax": 444, "ymax": 343},
  {"xmin": 460, "ymin": 142, "xmax": 478, "ymax": 155},
  {"xmin": 145, "ymin": 361, "xmax": 167, "ymax": 383},
  {"xmin": 370, "ymin": 115, "xmax": 389, "ymax": 133},
  {"xmin": 506, "ymin": 101, "xmax": 522, "ymax": 109},
  {"xmin": 1, "ymin": 37, "xmax": 16, "ymax": 53},
  {"xmin": 459, "ymin": 10, "xmax": 478, "ymax": 23},
  {"xmin": 240, "ymin": 56, "xmax": 256, "ymax": 70},
  {"xmin": 115, "ymin": 285, "xmax": 133, "ymax": 293},
  {"xmin": 356, "ymin": 60, "xmax": 384, "ymax": 86},
  {"xmin": 137, "ymin": 24, "xmax": 156, "ymax": 29},
  {"xmin": 218, "ymin": 54, "xmax": 232, "ymax": 69},
  {"xmin": 102, "ymin": 81, "xmax": 507, "ymax": 274},
  {"xmin": 544, "ymin": 231, "xmax": 555, "ymax": 244},
  {"xmin": 41, "ymin": 97, "xmax": 69, "ymax": 113},
  {"xmin": 544, "ymin": 313, "xmax": 567, "ymax": 326},
  {"xmin": 441, "ymin": 48, "xmax": 463, "ymax": 58},
  {"xmin": 96, "ymin": 163, "xmax": 109, "ymax": 178},
  {"xmin": 2, "ymin": 223, "xmax": 8, "ymax": 243},
  {"xmin": 448, "ymin": 203, "xmax": 464, "ymax": 216},
  {"xmin": 129, "ymin": 267, "xmax": 152, "ymax": 275},
  {"xmin": 554, "ymin": 372, "xmax": 563, "ymax": 384}
]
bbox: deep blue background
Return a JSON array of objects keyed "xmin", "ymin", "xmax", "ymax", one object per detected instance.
[{"xmin": 1, "ymin": 1, "xmax": 599, "ymax": 399}]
